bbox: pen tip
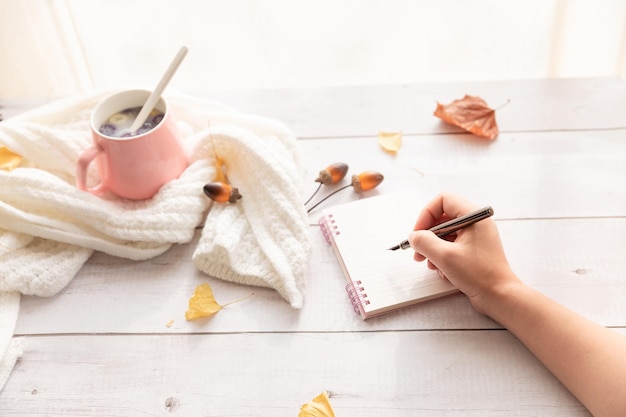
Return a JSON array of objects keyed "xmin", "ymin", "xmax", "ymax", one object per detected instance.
[{"xmin": 387, "ymin": 245, "xmax": 400, "ymax": 251}]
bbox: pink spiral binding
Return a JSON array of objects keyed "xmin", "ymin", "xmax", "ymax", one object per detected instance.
[
  {"xmin": 345, "ymin": 280, "xmax": 370, "ymax": 314},
  {"xmin": 318, "ymin": 214, "xmax": 340, "ymax": 244}
]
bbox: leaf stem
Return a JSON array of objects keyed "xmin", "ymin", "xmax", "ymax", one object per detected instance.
[
  {"xmin": 494, "ymin": 99, "xmax": 511, "ymax": 111},
  {"xmin": 222, "ymin": 292, "xmax": 255, "ymax": 308}
]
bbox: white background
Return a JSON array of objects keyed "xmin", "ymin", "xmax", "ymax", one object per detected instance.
[{"xmin": 1, "ymin": 0, "xmax": 625, "ymax": 99}]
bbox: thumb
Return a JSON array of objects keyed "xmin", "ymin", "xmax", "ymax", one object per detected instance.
[{"xmin": 409, "ymin": 230, "xmax": 451, "ymax": 264}]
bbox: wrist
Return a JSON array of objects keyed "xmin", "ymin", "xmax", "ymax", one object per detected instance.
[{"xmin": 476, "ymin": 272, "xmax": 527, "ymax": 323}]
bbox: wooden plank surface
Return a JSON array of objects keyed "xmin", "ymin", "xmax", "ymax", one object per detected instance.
[
  {"xmin": 14, "ymin": 216, "xmax": 626, "ymax": 335},
  {"xmin": 203, "ymin": 77, "xmax": 626, "ymax": 137},
  {"xmin": 3, "ymin": 78, "xmax": 626, "ymax": 416},
  {"xmin": 2, "ymin": 77, "xmax": 626, "ymax": 136},
  {"xmin": 7, "ymin": 330, "xmax": 622, "ymax": 417},
  {"xmin": 15, "ymin": 127, "xmax": 626, "ymax": 334}
]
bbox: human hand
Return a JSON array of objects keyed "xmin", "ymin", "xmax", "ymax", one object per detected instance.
[{"xmin": 409, "ymin": 193, "xmax": 521, "ymax": 316}]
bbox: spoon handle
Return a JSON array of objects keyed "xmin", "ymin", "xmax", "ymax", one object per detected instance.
[{"xmin": 129, "ymin": 46, "xmax": 188, "ymax": 133}]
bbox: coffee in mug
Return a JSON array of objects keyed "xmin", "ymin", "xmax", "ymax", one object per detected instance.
[{"xmin": 76, "ymin": 90, "xmax": 188, "ymax": 200}]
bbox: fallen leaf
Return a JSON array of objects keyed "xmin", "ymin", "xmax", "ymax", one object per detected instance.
[
  {"xmin": 185, "ymin": 283, "xmax": 222, "ymax": 320},
  {"xmin": 377, "ymin": 131, "xmax": 402, "ymax": 153},
  {"xmin": 215, "ymin": 156, "xmax": 228, "ymax": 183},
  {"xmin": 165, "ymin": 319, "xmax": 174, "ymax": 328},
  {"xmin": 434, "ymin": 95, "xmax": 499, "ymax": 139},
  {"xmin": 0, "ymin": 147, "xmax": 22, "ymax": 171},
  {"xmin": 185, "ymin": 284, "xmax": 255, "ymax": 321},
  {"xmin": 299, "ymin": 391, "xmax": 336, "ymax": 417}
]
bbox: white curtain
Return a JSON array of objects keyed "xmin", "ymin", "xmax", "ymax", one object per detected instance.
[{"xmin": 1, "ymin": 0, "xmax": 625, "ymax": 99}]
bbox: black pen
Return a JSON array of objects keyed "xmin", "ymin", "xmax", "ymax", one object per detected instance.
[{"xmin": 387, "ymin": 206, "xmax": 494, "ymax": 250}]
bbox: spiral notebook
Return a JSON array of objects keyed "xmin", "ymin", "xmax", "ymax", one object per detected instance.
[{"xmin": 319, "ymin": 193, "xmax": 458, "ymax": 319}]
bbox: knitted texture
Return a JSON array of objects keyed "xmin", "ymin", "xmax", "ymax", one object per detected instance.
[
  {"xmin": 0, "ymin": 92, "xmax": 310, "ymax": 299},
  {"xmin": 0, "ymin": 91, "xmax": 312, "ymax": 391},
  {"xmin": 192, "ymin": 117, "xmax": 311, "ymax": 308},
  {"xmin": 0, "ymin": 94, "xmax": 216, "ymax": 295}
]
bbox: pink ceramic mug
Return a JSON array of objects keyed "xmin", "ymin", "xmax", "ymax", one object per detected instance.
[{"xmin": 76, "ymin": 90, "xmax": 188, "ymax": 200}]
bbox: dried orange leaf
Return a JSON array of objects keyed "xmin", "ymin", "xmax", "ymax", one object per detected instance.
[
  {"xmin": 434, "ymin": 95, "xmax": 499, "ymax": 140},
  {"xmin": 299, "ymin": 391, "xmax": 336, "ymax": 417},
  {"xmin": 185, "ymin": 283, "xmax": 222, "ymax": 321},
  {"xmin": 0, "ymin": 147, "xmax": 22, "ymax": 171},
  {"xmin": 377, "ymin": 131, "xmax": 402, "ymax": 153}
]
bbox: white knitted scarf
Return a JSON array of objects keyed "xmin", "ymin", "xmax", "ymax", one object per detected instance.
[{"xmin": 0, "ymin": 92, "xmax": 311, "ymax": 390}]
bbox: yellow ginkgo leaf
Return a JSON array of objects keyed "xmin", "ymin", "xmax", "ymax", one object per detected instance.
[
  {"xmin": 0, "ymin": 147, "xmax": 22, "ymax": 171},
  {"xmin": 185, "ymin": 283, "xmax": 222, "ymax": 321},
  {"xmin": 377, "ymin": 131, "xmax": 402, "ymax": 154},
  {"xmin": 299, "ymin": 391, "xmax": 336, "ymax": 417},
  {"xmin": 215, "ymin": 156, "xmax": 228, "ymax": 183}
]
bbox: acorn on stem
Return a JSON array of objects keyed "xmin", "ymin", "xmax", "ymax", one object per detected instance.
[
  {"xmin": 203, "ymin": 182, "xmax": 242, "ymax": 204},
  {"xmin": 316, "ymin": 162, "xmax": 349, "ymax": 186},
  {"xmin": 351, "ymin": 170, "xmax": 384, "ymax": 192},
  {"xmin": 305, "ymin": 162, "xmax": 350, "ymax": 205},
  {"xmin": 306, "ymin": 170, "xmax": 384, "ymax": 213}
]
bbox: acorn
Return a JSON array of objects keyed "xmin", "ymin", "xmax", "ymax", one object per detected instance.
[
  {"xmin": 351, "ymin": 170, "xmax": 384, "ymax": 192},
  {"xmin": 203, "ymin": 182, "xmax": 242, "ymax": 204},
  {"xmin": 315, "ymin": 162, "xmax": 349, "ymax": 185},
  {"xmin": 306, "ymin": 162, "xmax": 350, "ymax": 206}
]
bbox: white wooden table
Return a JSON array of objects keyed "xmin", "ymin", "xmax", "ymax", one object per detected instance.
[{"xmin": 2, "ymin": 78, "xmax": 626, "ymax": 416}]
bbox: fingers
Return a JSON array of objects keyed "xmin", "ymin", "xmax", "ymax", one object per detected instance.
[
  {"xmin": 409, "ymin": 229, "xmax": 452, "ymax": 266},
  {"xmin": 413, "ymin": 193, "xmax": 478, "ymax": 232}
]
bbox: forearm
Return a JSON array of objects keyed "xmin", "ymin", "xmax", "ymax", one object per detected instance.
[{"xmin": 486, "ymin": 281, "xmax": 626, "ymax": 417}]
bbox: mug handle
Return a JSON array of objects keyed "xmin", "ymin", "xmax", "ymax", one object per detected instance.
[{"xmin": 75, "ymin": 145, "xmax": 108, "ymax": 195}]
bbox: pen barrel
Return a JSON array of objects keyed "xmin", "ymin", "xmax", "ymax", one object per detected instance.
[
  {"xmin": 430, "ymin": 206, "xmax": 494, "ymax": 238},
  {"xmin": 389, "ymin": 206, "xmax": 493, "ymax": 251}
]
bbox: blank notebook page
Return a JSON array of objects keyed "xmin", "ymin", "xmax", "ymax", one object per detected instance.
[{"xmin": 319, "ymin": 193, "xmax": 458, "ymax": 319}]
